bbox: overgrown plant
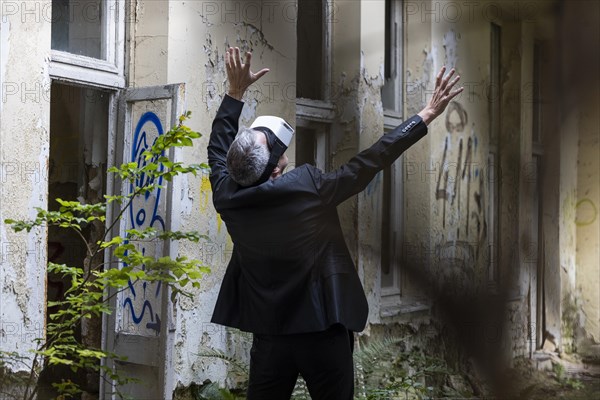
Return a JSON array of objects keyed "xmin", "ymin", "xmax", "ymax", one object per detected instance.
[
  {"xmin": 354, "ymin": 336, "xmax": 458, "ymax": 400},
  {"xmin": 3, "ymin": 112, "xmax": 210, "ymax": 400},
  {"xmin": 195, "ymin": 346, "xmax": 310, "ymax": 400},
  {"xmin": 193, "ymin": 334, "xmax": 458, "ymax": 400},
  {"xmin": 553, "ymin": 363, "xmax": 584, "ymax": 391},
  {"xmin": 1, "ymin": 351, "xmax": 31, "ymax": 398}
]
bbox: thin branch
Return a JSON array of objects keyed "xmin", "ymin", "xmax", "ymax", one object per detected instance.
[
  {"xmin": 71, "ymin": 225, "xmax": 95, "ymax": 260},
  {"xmin": 100, "ymin": 184, "xmax": 146, "ymax": 246},
  {"xmin": 22, "ymin": 354, "xmax": 39, "ymax": 400}
]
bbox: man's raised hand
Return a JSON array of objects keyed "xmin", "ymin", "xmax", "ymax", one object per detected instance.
[
  {"xmin": 418, "ymin": 66, "xmax": 464, "ymax": 125},
  {"xmin": 225, "ymin": 47, "xmax": 270, "ymax": 101}
]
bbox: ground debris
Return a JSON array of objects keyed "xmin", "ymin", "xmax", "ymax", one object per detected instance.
[{"xmin": 498, "ymin": 355, "xmax": 600, "ymax": 400}]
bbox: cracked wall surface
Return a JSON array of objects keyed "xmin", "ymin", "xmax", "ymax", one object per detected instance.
[
  {"xmin": 0, "ymin": 0, "xmax": 597, "ymax": 396},
  {"xmin": 569, "ymin": 0, "xmax": 600, "ymax": 353},
  {"xmin": 0, "ymin": 0, "xmax": 51, "ymax": 371}
]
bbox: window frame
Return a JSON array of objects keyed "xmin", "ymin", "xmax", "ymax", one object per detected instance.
[
  {"xmin": 295, "ymin": 0, "xmax": 334, "ymax": 168},
  {"xmin": 49, "ymin": 0, "xmax": 125, "ymax": 89},
  {"xmin": 379, "ymin": 162, "xmax": 403, "ymax": 300},
  {"xmin": 381, "ymin": 0, "xmax": 404, "ymax": 113},
  {"xmin": 380, "ymin": 0, "xmax": 418, "ymax": 313}
]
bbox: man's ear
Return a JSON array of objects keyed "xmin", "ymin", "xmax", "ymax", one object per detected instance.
[{"xmin": 271, "ymin": 165, "xmax": 281, "ymax": 178}]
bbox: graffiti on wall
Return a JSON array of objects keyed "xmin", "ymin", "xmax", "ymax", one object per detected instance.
[
  {"xmin": 122, "ymin": 111, "xmax": 165, "ymax": 334},
  {"xmin": 434, "ymin": 101, "xmax": 488, "ymax": 283}
]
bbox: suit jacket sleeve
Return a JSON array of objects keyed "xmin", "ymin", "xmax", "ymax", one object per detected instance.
[
  {"xmin": 313, "ymin": 115, "xmax": 428, "ymax": 206},
  {"xmin": 207, "ymin": 95, "xmax": 245, "ymax": 194}
]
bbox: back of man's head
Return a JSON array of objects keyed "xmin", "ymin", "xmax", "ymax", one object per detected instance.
[{"xmin": 227, "ymin": 127, "xmax": 269, "ymax": 186}]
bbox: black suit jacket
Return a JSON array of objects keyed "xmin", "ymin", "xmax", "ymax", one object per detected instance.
[{"xmin": 208, "ymin": 95, "xmax": 428, "ymax": 334}]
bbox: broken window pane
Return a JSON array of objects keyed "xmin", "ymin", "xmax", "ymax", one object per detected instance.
[{"xmin": 51, "ymin": 0, "xmax": 104, "ymax": 60}]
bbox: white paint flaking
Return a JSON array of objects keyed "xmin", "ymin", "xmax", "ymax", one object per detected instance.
[
  {"xmin": 179, "ymin": 175, "xmax": 193, "ymax": 216},
  {"xmin": 27, "ymin": 146, "xmax": 49, "ymax": 216},
  {"xmin": 240, "ymin": 97, "xmax": 257, "ymax": 125},
  {"xmin": 174, "ymin": 284, "xmax": 229, "ymax": 385},
  {"xmin": 0, "ymin": 18, "xmax": 10, "ymax": 113},
  {"xmin": 0, "ymin": 223, "xmax": 38, "ymax": 370},
  {"xmin": 406, "ymin": 48, "xmax": 435, "ymax": 115},
  {"xmin": 203, "ymin": 35, "xmax": 227, "ymax": 114},
  {"xmin": 422, "ymin": 47, "xmax": 434, "ymax": 92},
  {"xmin": 443, "ymin": 30, "xmax": 458, "ymax": 71}
]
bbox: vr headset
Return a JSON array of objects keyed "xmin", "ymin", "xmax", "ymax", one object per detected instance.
[{"xmin": 249, "ymin": 116, "xmax": 295, "ymax": 185}]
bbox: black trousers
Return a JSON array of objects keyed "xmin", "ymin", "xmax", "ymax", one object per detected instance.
[{"xmin": 246, "ymin": 324, "xmax": 355, "ymax": 400}]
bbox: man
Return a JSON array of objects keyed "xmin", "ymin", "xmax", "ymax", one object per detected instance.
[{"xmin": 208, "ymin": 47, "xmax": 462, "ymax": 399}]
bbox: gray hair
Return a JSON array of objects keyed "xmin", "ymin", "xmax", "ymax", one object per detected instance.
[{"xmin": 227, "ymin": 127, "xmax": 269, "ymax": 186}]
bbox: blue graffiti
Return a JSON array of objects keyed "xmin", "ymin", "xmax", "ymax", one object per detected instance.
[
  {"xmin": 123, "ymin": 298, "xmax": 154, "ymax": 324},
  {"xmin": 122, "ymin": 111, "xmax": 166, "ymax": 334},
  {"xmin": 128, "ymin": 112, "xmax": 166, "ymax": 231}
]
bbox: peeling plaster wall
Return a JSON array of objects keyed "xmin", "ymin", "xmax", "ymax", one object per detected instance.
[
  {"xmin": 559, "ymin": 106, "xmax": 579, "ymax": 313},
  {"xmin": 401, "ymin": 1, "xmax": 556, "ymax": 361},
  {"xmin": 349, "ymin": 0, "xmax": 502, "ymax": 334},
  {"xmin": 538, "ymin": 35, "xmax": 563, "ymax": 351},
  {"xmin": 330, "ymin": 0, "xmax": 361, "ymax": 269},
  {"xmin": 498, "ymin": 19, "xmax": 529, "ymax": 358},
  {"xmin": 162, "ymin": 0, "xmax": 297, "ymax": 389},
  {"xmin": 0, "ymin": 1, "xmax": 51, "ymax": 369},
  {"xmin": 519, "ymin": 22, "xmax": 537, "ymax": 357},
  {"xmin": 428, "ymin": 7, "xmax": 493, "ymax": 298},
  {"xmin": 1, "ymin": 0, "xmax": 596, "ymax": 393},
  {"xmin": 403, "ymin": 1, "xmax": 434, "ymax": 312},
  {"xmin": 558, "ymin": 101, "xmax": 580, "ymax": 354},
  {"xmin": 569, "ymin": 0, "xmax": 600, "ymax": 351},
  {"xmin": 356, "ymin": 0, "xmax": 386, "ymax": 328},
  {"xmin": 130, "ymin": 0, "xmax": 170, "ymax": 86},
  {"xmin": 1, "ymin": 17, "xmax": 9, "ymax": 112},
  {"xmin": 556, "ymin": 0, "xmax": 583, "ymax": 351},
  {"xmin": 576, "ymin": 86, "xmax": 600, "ymax": 346},
  {"xmin": 353, "ymin": 0, "xmax": 598, "ymax": 366},
  {"xmin": 123, "ymin": 0, "xmax": 599, "ymax": 392},
  {"xmin": 328, "ymin": 0, "xmax": 389, "ymax": 328},
  {"xmin": 542, "ymin": 0, "xmax": 600, "ymax": 356}
]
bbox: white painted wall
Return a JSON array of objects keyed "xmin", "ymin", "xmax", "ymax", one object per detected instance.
[
  {"xmin": 0, "ymin": 0, "xmax": 52, "ymax": 369},
  {"xmin": 0, "ymin": 0, "xmax": 596, "ymax": 394}
]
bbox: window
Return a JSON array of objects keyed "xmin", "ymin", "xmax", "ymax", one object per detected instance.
[
  {"xmin": 381, "ymin": 0, "xmax": 403, "ymax": 114},
  {"xmin": 381, "ymin": 0, "xmax": 417, "ymax": 315},
  {"xmin": 296, "ymin": 123, "xmax": 330, "ymax": 172},
  {"xmin": 50, "ymin": 0, "xmax": 125, "ymax": 88},
  {"xmin": 380, "ymin": 160, "xmax": 402, "ymax": 297},
  {"xmin": 295, "ymin": 0, "xmax": 334, "ymax": 168},
  {"xmin": 296, "ymin": 0, "xmax": 325, "ymax": 100},
  {"xmin": 52, "ymin": 0, "xmax": 103, "ymax": 59}
]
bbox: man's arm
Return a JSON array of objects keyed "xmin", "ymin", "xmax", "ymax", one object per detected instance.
[
  {"xmin": 207, "ymin": 47, "xmax": 270, "ymax": 192},
  {"xmin": 314, "ymin": 66, "xmax": 463, "ymax": 206},
  {"xmin": 207, "ymin": 95, "xmax": 245, "ymax": 192},
  {"xmin": 312, "ymin": 115, "xmax": 428, "ymax": 206}
]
